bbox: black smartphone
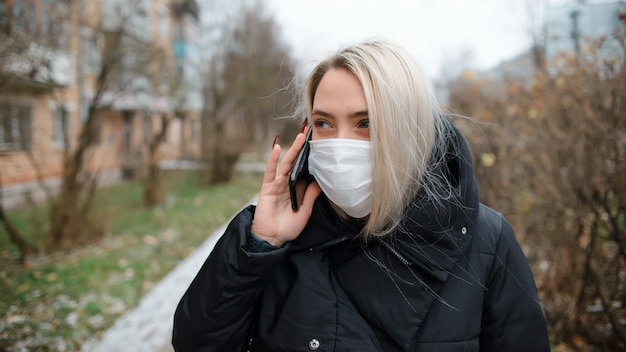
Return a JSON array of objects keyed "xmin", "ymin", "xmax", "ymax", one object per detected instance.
[{"xmin": 289, "ymin": 127, "xmax": 313, "ymax": 211}]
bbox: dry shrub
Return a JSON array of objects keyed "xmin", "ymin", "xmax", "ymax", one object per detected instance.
[{"xmin": 447, "ymin": 34, "xmax": 625, "ymax": 351}]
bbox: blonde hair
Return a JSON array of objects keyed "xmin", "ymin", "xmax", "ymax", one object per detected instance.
[{"xmin": 302, "ymin": 40, "xmax": 451, "ymax": 238}]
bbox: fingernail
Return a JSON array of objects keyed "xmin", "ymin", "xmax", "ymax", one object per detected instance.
[{"xmin": 272, "ymin": 134, "xmax": 279, "ymax": 149}]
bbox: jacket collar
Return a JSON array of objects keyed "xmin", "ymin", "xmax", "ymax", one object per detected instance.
[{"xmin": 289, "ymin": 195, "xmax": 362, "ymax": 252}]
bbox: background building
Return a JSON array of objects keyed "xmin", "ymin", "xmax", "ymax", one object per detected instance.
[{"xmin": 0, "ymin": 0, "xmax": 203, "ymax": 208}]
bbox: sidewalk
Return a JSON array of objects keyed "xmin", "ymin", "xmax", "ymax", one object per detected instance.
[{"xmin": 82, "ymin": 196, "xmax": 258, "ymax": 352}]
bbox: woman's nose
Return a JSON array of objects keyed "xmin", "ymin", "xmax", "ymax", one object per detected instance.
[{"xmin": 336, "ymin": 127, "xmax": 354, "ymax": 139}]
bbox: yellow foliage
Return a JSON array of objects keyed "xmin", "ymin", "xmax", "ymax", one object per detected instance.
[{"xmin": 479, "ymin": 152, "xmax": 496, "ymax": 167}]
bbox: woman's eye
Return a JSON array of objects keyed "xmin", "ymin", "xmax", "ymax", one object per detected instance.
[
  {"xmin": 359, "ymin": 120, "xmax": 370, "ymax": 129},
  {"xmin": 314, "ymin": 120, "xmax": 330, "ymax": 129}
]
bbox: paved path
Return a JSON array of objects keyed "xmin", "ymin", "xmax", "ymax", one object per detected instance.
[{"xmin": 82, "ymin": 196, "xmax": 258, "ymax": 352}]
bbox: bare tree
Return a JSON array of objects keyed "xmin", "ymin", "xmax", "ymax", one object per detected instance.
[
  {"xmin": 201, "ymin": 0, "xmax": 297, "ymax": 185},
  {"xmin": 524, "ymin": 0, "xmax": 548, "ymax": 70},
  {"xmin": 46, "ymin": 1, "xmax": 161, "ymax": 249},
  {"xmin": 143, "ymin": 114, "xmax": 170, "ymax": 207}
]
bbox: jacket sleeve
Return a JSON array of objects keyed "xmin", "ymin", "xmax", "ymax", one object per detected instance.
[
  {"xmin": 479, "ymin": 217, "xmax": 550, "ymax": 352},
  {"xmin": 172, "ymin": 205, "xmax": 288, "ymax": 351}
]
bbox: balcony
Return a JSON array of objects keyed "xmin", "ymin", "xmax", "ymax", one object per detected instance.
[{"xmin": 0, "ymin": 41, "xmax": 73, "ymax": 91}]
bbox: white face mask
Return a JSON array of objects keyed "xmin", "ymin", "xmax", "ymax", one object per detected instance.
[{"xmin": 308, "ymin": 139, "xmax": 372, "ymax": 218}]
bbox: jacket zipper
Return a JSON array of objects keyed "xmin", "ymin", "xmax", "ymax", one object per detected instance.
[
  {"xmin": 377, "ymin": 240, "xmax": 413, "ymax": 266},
  {"xmin": 309, "ymin": 235, "xmax": 352, "ymax": 252},
  {"xmin": 310, "ymin": 235, "xmax": 414, "ymax": 267}
]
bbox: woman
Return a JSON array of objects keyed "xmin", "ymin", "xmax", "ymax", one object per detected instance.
[{"xmin": 173, "ymin": 40, "xmax": 550, "ymax": 351}]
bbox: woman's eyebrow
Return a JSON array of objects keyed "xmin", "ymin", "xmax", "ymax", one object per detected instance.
[
  {"xmin": 349, "ymin": 110, "xmax": 369, "ymax": 118},
  {"xmin": 311, "ymin": 110, "xmax": 368, "ymax": 118},
  {"xmin": 311, "ymin": 109, "xmax": 332, "ymax": 117}
]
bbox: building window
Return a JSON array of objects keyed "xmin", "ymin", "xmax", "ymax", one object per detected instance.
[
  {"xmin": 174, "ymin": 22, "xmax": 183, "ymax": 40},
  {"xmin": 78, "ymin": 0, "xmax": 85, "ymax": 17},
  {"xmin": 59, "ymin": 22, "xmax": 70, "ymax": 50},
  {"xmin": 175, "ymin": 62, "xmax": 184, "ymax": 80},
  {"xmin": 193, "ymin": 119, "xmax": 201, "ymax": 144},
  {"xmin": 0, "ymin": 101, "xmax": 32, "ymax": 152},
  {"xmin": 80, "ymin": 97, "xmax": 90, "ymax": 122},
  {"xmin": 159, "ymin": 5, "xmax": 169, "ymax": 38},
  {"xmin": 143, "ymin": 112, "xmax": 153, "ymax": 144},
  {"xmin": 52, "ymin": 105, "xmax": 70, "ymax": 150},
  {"xmin": 12, "ymin": 0, "xmax": 23, "ymax": 31},
  {"xmin": 81, "ymin": 29, "xmax": 101, "ymax": 74},
  {"xmin": 39, "ymin": 6, "xmax": 48, "ymax": 38},
  {"xmin": 159, "ymin": 62, "xmax": 169, "ymax": 94},
  {"xmin": 0, "ymin": 1, "xmax": 8, "ymax": 32},
  {"xmin": 25, "ymin": 1, "xmax": 36, "ymax": 34},
  {"xmin": 9, "ymin": 0, "xmax": 23, "ymax": 30}
]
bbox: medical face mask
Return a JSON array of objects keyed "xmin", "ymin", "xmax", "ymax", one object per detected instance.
[{"xmin": 308, "ymin": 139, "xmax": 372, "ymax": 218}]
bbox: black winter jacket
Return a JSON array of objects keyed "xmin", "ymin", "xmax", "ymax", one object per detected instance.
[{"xmin": 173, "ymin": 128, "xmax": 550, "ymax": 352}]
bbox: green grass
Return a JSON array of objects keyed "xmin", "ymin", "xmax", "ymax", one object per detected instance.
[{"xmin": 0, "ymin": 170, "xmax": 263, "ymax": 351}]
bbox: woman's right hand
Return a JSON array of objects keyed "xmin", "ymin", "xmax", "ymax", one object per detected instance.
[{"xmin": 250, "ymin": 128, "xmax": 322, "ymax": 247}]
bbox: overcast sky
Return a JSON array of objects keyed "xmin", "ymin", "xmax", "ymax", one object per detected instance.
[{"xmin": 265, "ymin": 0, "xmax": 583, "ymax": 78}]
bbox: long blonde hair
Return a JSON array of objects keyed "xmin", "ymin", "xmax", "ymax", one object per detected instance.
[{"xmin": 303, "ymin": 40, "xmax": 451, "ymax": 238}]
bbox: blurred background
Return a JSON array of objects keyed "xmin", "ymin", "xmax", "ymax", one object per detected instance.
[{"xmin": 0, "ymin": 0, "xmax": 624, "ymax": 351}]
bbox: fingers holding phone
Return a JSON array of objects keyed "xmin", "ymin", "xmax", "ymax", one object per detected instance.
[{"xmin": 252, "ymin": 127, "xmax": 321, "ymax": 247}]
